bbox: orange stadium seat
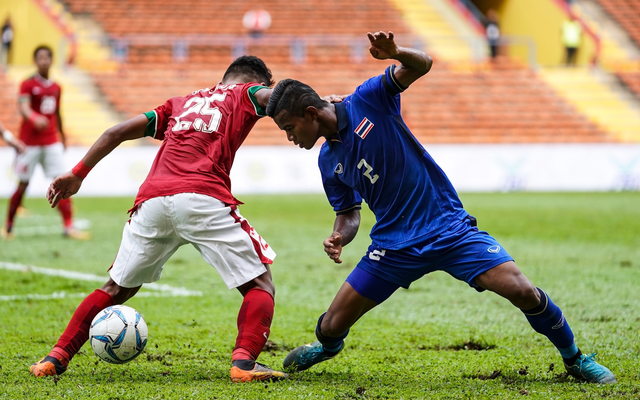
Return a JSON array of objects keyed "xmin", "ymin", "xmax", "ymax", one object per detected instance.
[
  {"xmin": 58, "ymin": 0, "xmax": 615, "ymax": 144},
  {"xmin": 0, "ymin": 72, "xmax": 21, "ymax": 146}
]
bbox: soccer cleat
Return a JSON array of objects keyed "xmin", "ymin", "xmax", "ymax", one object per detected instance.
[
  {"xmin": 564, "ymin": 353, "xmax": 617, "ymax": 384},
  {"xmin": 29, "ymin": 356, "xmax": 67, "ymax": 377},
  {"xmin": 283, "ymin": 340, "xmax": 343, "ymax": 372},
  {"xmin": 230, "ymin": 361, "xmax": 288, "ymax": 382},
  {"xmin": 1, "ymin": 226, "xmax": 14, "ymax": 241},
  {"xmin": 63, "ymin": 229, "xmax": 91, "ymax": 240}
]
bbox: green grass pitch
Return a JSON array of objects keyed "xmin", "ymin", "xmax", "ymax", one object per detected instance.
[{"xmin": 0, "ymin": 193, "xmax": 639, "ymax": 399}]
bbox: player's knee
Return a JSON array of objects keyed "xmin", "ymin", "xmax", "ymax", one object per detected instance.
[
  {"xmin": 100, "ymin": 279, "xmax": 138, "ymax": 304},
  {"xmin": 509, "ymin": 282, "xmax": 540, "ymax": 310}
]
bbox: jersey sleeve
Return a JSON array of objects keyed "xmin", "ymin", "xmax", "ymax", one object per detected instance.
[
  {"xmin": 319, "ymin": 149, "xmax": 363, "ymax": 215},
  {"xmin": 18, "ymin": 80, "xmax": 31, "ymax": 102},
  {"xmin": 247, "ymin": 84, "xmax": 270, "ymax": 117},
  {"xmin": 143, "ymin": 99, "xmax": 173, "ymax": 140},
  {"xmin": 353, "ymin": 65, "xmax": 406, "ymax": 115}
]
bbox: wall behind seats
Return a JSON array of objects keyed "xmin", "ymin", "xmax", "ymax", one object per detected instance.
[
  {"xmin": 0, "ymin": 0, "xmax": 68, "ymax": 66},
  {"xmin": 472, "ymin": 0, "xmax": 597, "ymax": 66}
]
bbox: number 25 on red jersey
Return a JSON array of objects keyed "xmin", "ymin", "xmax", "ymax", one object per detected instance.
[{"xmin": 173, "ymin": 92, "xmax": 227, "ymax": 134}]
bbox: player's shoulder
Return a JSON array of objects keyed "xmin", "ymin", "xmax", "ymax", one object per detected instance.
[{"xmin": 20, "ymin": 75, "xmax": 37, "ymax": 86}]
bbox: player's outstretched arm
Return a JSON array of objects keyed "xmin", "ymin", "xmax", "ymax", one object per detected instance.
[
  {"xmin": 323, "ymin": 210, "xmax": 361, "ymax": 263},
  {"xmin": 47, "ymin": 114, "xmax": 148, "ymax": 207},
  {"xmin": 368, "ymin": 31, "xmax": 433, "ymax": 89},
  {"xmin": 0, "ymin": 119, "xmax": 26, "ymax": 154}
]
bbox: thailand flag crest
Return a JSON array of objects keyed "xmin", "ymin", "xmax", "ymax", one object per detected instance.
[{"xmin": 354, "ymin": 117, "xmax": 374, "ymax": 139}]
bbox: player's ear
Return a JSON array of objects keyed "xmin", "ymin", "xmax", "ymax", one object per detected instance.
[{"xmin": 305, "ymin": 106, "xmax": 319, "ymax": 119}]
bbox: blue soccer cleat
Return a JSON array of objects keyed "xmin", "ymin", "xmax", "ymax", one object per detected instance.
[
  {"xmin": 283, "ymin": 341, "xmax": 343, "ymax": 371},
  {"xmin": 564, "ymin": 353, "xmax": 617, "ymax": 384}
]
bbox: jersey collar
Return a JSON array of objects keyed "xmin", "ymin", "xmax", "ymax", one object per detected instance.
[
  {"xmin": 34, "ymin": 73, "xmax": 53, "ymax": 87},
  {"xmin": 335, "ymin": 102, "xmax": 349, "ymax": 133}
]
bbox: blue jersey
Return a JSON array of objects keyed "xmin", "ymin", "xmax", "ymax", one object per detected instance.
[{"xmin": 318, "ymin": 65, "xmax": 469, "ymax": 250}]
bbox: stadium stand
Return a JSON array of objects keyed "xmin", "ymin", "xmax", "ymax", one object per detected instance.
[
  {"xmin": 58, "ymin": 0, "xmax": 613, "ymax": 144},
  {"xmin": 590, "ymin": 0, "xmax": 640, "ymax": 122},
  {"xmin": 0, "ymin": 71, "xmax": 21, "ymax": 144}
]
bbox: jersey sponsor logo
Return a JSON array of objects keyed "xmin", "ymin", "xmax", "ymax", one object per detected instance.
[
  {"xmin": 368, "ymin": 249, "xmax": 386, "ymax": 261},
  {"xmin": 552, "ymin": 314, "xmax": 565, "ymax": 330},
  {"xmin": 334, "ymin": 163, "xmax": 343, "ymax": 174},
  {"xmin": 487, "ymin": 245, "xmax": 501, "ymax": 253},
  {"xmin": 354, "ymin": 117, "xmax": 374, "ymax": 139}
]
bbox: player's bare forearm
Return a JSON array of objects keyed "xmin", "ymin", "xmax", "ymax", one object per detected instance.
[
  {"xmin": 18, "ymin": 100, "xmax": 33, "ymax": 120},
  {"xmin": 333, "ymin": 210, "xmax": 361, "ymax": 248},
  {"xmin": 367, "ymin": 31, "xmax": 433, "ymax": 88},
  {"xmin": 80, "ymin": 114, "xmax": 148, "ymax": 168},
  {"xmin": 392, "ymin": 46, "xmax": 433, "ymax": 83},
  {"xmin": 324, "ymin": 210, "xmax": 361, "ymax": 263},
  {"xmin": 47, "ymin": 115, "xmax": 147, "ymax": 207}
]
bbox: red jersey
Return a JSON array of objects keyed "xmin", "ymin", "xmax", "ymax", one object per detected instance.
[
  {"xmin": 19, "ymin": 74, "xmax": 61, "ymax": 146},
  {"xmin": 134, "ymin": 82, "xmax": 268, "ymax": 208}
]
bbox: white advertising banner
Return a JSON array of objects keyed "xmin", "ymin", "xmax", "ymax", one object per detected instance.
[{"xmin": 1, "ymin": 144, "xmax": 639, "ymax": 198}]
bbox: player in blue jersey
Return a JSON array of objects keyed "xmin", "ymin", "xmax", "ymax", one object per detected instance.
[{"xmin": 265, "ymin": 31, "xmax": 616, "ymax": 384}]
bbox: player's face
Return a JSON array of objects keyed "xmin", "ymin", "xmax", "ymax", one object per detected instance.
[
  {"xmin": 34, "ymin": 49, "xmax": 52, "ymax": 74},
  {"xmin": 274, "ymin": 108, "xmax": 321, "ymax": 150}
]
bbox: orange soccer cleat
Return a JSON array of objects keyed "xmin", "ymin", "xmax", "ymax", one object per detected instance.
[
  {"xmin": 29, "ymin": 356, "xmax": 67, "ymax": 377},
  {"xmin": 230, "ymin": 361, "xmax": 288, "ymax": 382}
]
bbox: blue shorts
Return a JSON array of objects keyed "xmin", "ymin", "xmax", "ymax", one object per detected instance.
[{"xmin": 346, "ymin": 219, "xmax": 513, "ymax": 304}]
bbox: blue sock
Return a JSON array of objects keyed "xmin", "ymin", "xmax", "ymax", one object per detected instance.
[
  {"xmin": 315, "ymin": 312, "xmax": 349, "ymax": 353},
  {"xmin": 522, "ymin": 288, "xmax": 578, "ymax": 359}
]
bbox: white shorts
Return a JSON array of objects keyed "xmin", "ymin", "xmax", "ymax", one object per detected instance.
[
  {"xmin": 14, "ymin": 142, "xmax": 65, "ymax": 181},
  {"xmin": 109, "ymin": 193, "xmax": 276, "ymax": 289}
]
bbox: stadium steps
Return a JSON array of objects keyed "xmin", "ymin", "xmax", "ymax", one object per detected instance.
[
  {"xmin": 538, "ymin": 67, "xmax": 640, "ymax": 142},
  {"xmin": 72, "ymin": 16, "xmax": 119, "ymax": 73},
  {"xmin": 386, "ymin": 0, "xmax": 482, "ymax": 62},
  {"xmin": 572, "ymin": 0, "xmax": 640, "ymax": 68},
  {"xmin": 5, "ymin": 66, "xmax": 122, "ymax": 146}
]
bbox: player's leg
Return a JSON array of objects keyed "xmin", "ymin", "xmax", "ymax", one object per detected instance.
[
  {"xmin": 30, "ymin": 197, "xmax": 181, "ymax": 377},
  {"xmin": 228, "ymin": 265, "xmax": 289, "ymax": 382},
  {"xmin": 42, "ymin": 142, "xmax": 88, "ymax": 239},
  {"xmin": 177, "ymin": 193, "xmax": 286, "ymax": 382},
  {"xmin": 284, "ymin": 266, "xmax": 399, "ymax": 372},
  {"xmin": 29, "ymin": 279, "xmax": 141, "ymax": 377},
  {"xmin": 475, "ymin": 261, "xmax": 616, "ymax": 384},
  {"xmin": 3, "ymin": 146, "xmax": 38, "ymax": 238},
  {"xmin": 3, "ymin": 181, "xmax": 28, "ymax": 239}
]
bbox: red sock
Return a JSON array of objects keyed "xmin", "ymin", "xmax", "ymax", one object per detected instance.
[
  {"xmin": 49, "ymin": 289, "xmax": 114, "ymax": 364},
  {"xmin": 57, "ymin": 198, "xmax": 73, "ymax": 230},
  {"xmin": 232, "ymin": 288, "xmax": 274, "ymax": 362},
  {"xmin": 6, "ymin": 187, "xmax": 25, "ymax": 231}
]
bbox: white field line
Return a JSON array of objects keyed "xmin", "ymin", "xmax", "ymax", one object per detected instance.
[
  {"xmin": 11, "ymin": 218, "xmax": 92, "ymax": 237},
  {"xmin": 0, "ymin": 262, "xmax": 202, "ymax": 301}
]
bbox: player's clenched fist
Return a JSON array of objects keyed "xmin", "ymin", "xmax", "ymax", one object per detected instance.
[
  {"xmin": 47, "ymin": 171, "xmax": 83, "ymax": 208},
  {"xmin": 367, "ymin": 31, "xmax": 399, "ymax": 60},
  {"xmin": 323, "ymin": 231, "xmax": 344, "ymax": 264}
]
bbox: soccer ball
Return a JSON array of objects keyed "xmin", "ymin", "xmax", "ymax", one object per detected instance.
[{"xmin": 89, "ymin": 305, "xmax": 148, "ymax": 364}]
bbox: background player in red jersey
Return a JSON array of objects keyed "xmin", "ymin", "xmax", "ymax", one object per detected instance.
[
  {"xmin": 30, "ymin": 56, "xmax": 288, "ymax": 382},
  {"xmin": 2, "ymin": 45, "xmax": 88, "ymax": 240}
]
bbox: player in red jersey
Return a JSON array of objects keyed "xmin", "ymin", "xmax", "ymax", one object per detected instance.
[
  {"xmin": 30, "ymin": 56, "xmax": 288, "ymax": 382},
  {"xmin": 2, "ymin": 45, "xmax": 88, "ymax": 240}
]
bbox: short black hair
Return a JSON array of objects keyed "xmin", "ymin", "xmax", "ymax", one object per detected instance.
[
  {"xmin": 223, "ymin": 55, "xmax": 274, "ymax": 87},
  {"xmin": 266, "ymin": 79, "xmax": 328, "ymax": 118},
  {"xmin": 33, "ymin": 45, "xmax": 53, "ymax": 59}
]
